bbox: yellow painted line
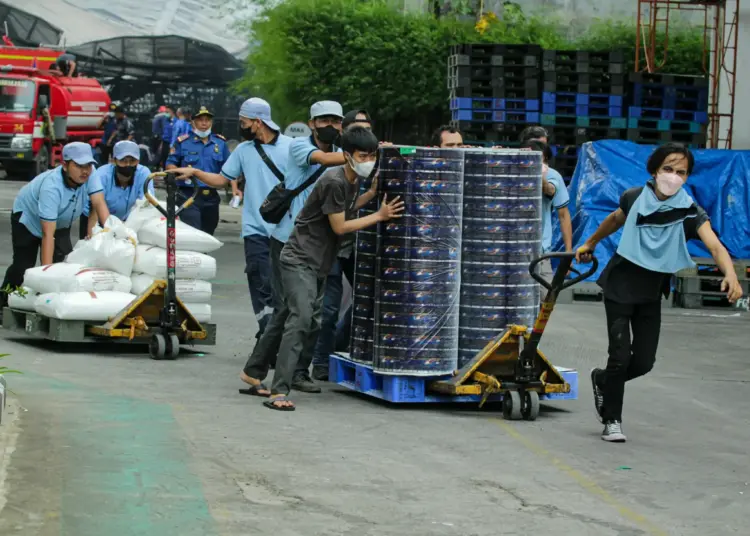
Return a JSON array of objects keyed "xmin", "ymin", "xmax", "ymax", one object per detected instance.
[
  {"xmin": 492, "ymin": 418, "xmax": 669, "ymax": 536},
  {"xmin": 0, "ymin": 54, "xmax": 58, "ymax": 61}
]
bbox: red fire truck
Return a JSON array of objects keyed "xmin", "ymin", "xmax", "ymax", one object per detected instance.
[{"xmin": 0, "ymin": 44, "xmax": 111, "ymax": 179}]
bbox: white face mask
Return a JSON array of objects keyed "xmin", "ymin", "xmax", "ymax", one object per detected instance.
[
  {"xmin": 194, "ymin": 128, "xmax": 211, "ymax": 139},
  {"xmin": 655, "ymin": 172, "xmax": 684, "ymax": 197},
  {"xmin": 347, "ymin": 155, "xmax": 376, "ymax": 178}
]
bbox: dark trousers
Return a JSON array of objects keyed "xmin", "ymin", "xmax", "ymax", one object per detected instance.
[
  {"xmin": 176, "ymin": 188, "xmax": 220, "ymax": 236},
  {"xmin": 595, "ymin": 299, "xmax": 661, "ymax": 422},
  {"xmin": 311, "ymin": 254, "xmax": 355, "ymax": 369},
  {"xmin": 159, "ymin": 142, "xmax": 170, "ymax": 169},
  {"xmin": 243, "ymin": 235, "xmax": 274, "ymax": 338},
  {"xmin": 99, "ymin": 144, "xmax": 112, "ymax": 166},
  {"xmin": 244, "ymin": 254, "xmax": 325, "ymax": 395},
  {"xmin": 334, "ymin": 304, "xmax": 352, "ymax": 352},
  {"xmin": 1, "ymin": 212, "xmax": 73, "ymax": 307}
]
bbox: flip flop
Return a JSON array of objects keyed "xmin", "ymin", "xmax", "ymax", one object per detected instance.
[
  {"xmin": 263, "ymin": 395, "xmax": 295, "ymax": 411},
  {"xmin": 238, "ymin": 383, "xmax": 271, "ymax": 397}
]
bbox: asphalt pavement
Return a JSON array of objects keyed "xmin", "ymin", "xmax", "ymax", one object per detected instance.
[{"xmin": 0, "ymin": 178, "xmax": 748, "ymax": 536}]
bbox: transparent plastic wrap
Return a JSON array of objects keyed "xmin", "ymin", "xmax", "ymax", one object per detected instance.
[
  {"xmin": 459, "ymin": 149, "xmax": 543, "ymax": 368},
  {"xmin": 372, "ymin": 146, "xmax": 464, "ymax": 376}
]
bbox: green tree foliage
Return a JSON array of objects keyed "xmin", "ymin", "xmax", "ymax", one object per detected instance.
[{"xmin": 237, "ymin": 0, "xmax": 704, "ymax": 142}]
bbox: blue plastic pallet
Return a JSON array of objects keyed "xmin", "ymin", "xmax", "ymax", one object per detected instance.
[
  {"xmin": 542, "ymin": 102, "xmax": 622, "ymax": 117},
  {"xmin": 450, "ymin": 97, "xmax": 539, "ymax": 111},
  {"xmin": 542, "ymin": 92, "xmax": 624, "ymax": 107},
  {"xmin": 329, "ymin": 354, "xmax": 579, "ymax": 404},
  {"xmin": 628, "ymin": 106, "xmax": 708, "ymax": 124},
  {"xmin": 541, "ymin": 114, "xmax": 627, "ymax": 129},
  {"xmin": 632, "ymin": 84, "xmax": 709, "ymax": 110},
  {"xmin": 451, "ymin": 110, "xmax": 540, "ymax": 124},
  {"xmin": 627, "ymin": 117, "xmax": 703, "ymax": 133}
]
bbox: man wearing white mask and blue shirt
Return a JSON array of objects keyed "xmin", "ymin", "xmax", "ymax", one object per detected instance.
[
  {"xmin": 171, "ymin": 98, "xmax": 292, "ymax": 343},
  {"xmin": 1, "ymin": 142, "xmax": 110, "ymax": 312},
  {"xmin": 80, "ymin": 140, "xmax": 155, "ymax": 238},
  {"xmin": 166, "ymin": 106, "xmax": 230, "ymax": 236}
]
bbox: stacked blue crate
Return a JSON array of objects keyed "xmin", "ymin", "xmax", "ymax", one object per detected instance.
[
  {"xmin": 458, "ymin": 149, "xmax": 543, "ymax": 367},
  {"xmin": 627, "ymin": 72, "xmax": 708, "ymax": 148}
]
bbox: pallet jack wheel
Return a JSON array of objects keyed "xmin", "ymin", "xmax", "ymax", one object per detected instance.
[
  {"xmin": 149, "ymin": 333, "xmax": 167, "ymax": 360},
  {"xmin": 502, "ymin": 390, "xmax": 522, "ymax": 420},
  {"xmin": 167, "ymin": 334, "xmax": 180, "ymax": 360},
  {"xmin": 522, "ymin": 390, "xmax": 540, "ymax": 421}
]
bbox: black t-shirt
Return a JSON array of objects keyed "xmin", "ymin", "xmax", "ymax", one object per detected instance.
[
  {"xmin": 597, "ymin": 182, "xmax": 710, "ymax": 304},
  {"xmin": 281, "ymin": 166, "xmax": 360, "ymax": 276}
]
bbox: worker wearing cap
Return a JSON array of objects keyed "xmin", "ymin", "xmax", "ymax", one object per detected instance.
[
  {"xmin": 170, "ymin": 98, "xmax": 292, "ymax": 342},
  {"xmin": 166, "ymin": 106, "xmax": 230, "ymax": 235},
  {"xmin": 79, "ymin": 140, "xmax": 155, "ymax": 238},
  {"xmin": 243, "ymin": 100, "xmax": 347, "ymax": 394},
  {"xmin": 170, "ymin": 107, "xmax": 193, "ymax": 146},
  {"xmin": 151, "ymin": 106, "xmax": 169, "ymax": 162},
  {"xmin": 0, "ymin": 142, "xmax": 111, "ymax": 311}
]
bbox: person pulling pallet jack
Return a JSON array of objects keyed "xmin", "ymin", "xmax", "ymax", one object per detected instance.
[{"xmin": 430, "ymin": 251, "xmax": 598, "ymax": 420}]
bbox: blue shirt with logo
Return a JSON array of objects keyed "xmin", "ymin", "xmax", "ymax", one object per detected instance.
[
  {"xmin": 272, "ymin": 135, "xmax": 341, "ymax": 244},
  {"xmin": 13, "ymin": 167, "xmax": 100, "ymax": 238},
  {"xmin": 170, "ymin": 119, "xmax": 191, "ymax": 145},
  {"xmin": 166, "ymin": 132, "xmax": 230, "ymax": 188},
  {"xmin": 220, "ymin": 135, "xmax": 293, "ymax": 238},
  {"xmin": 161, "ymin": 117, "xmax": 174, "ymax": 143},
  {"xmin": 542, "ymin": 167, "xmax": 569, "ymax": 253},
  {"xmin": 83, "ymin": 163, "xmax": 155, "ymax": 220}
]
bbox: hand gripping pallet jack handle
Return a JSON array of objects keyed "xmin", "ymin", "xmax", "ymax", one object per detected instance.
[{"xmin": 528, "ymin": 251, "xmax": 599, "ymax": 294}]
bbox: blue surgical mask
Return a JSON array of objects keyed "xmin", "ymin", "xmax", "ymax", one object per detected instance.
[{"xmin": 194, "ymin": 128, "xmax": 211, "ymax": 139}]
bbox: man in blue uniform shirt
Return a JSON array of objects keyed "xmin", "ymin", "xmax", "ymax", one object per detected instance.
[
  {"xmin": 170, "ymin": 107, "xmax": 192, "ymax": 146},
  {"xmin": 166, "ymin": 106, "xmax": 230, "ymax": 235},
  {"xmin": 79, "ymin": 140, "xmax": 155, "ymax": 238},
  {"xmin": 171, "ymin": 98, "xmax": 291, "ymax": 343},
  {"xmin": 1, "ymin": 142, "xmax": 110, "ymax": 311},
  {"xmin": 159, "ymin": 106, "xmax": 175, "ymax": 169},
  {"xmin": 239, "ymin": 100, "xmax": 347, "ymax": 394}
]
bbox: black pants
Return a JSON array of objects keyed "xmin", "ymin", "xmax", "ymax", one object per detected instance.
[
  {"xmin": 243, "ymin": 235, "xmax": 274, "ymax": 338},
  {"xmin": 176, "ymin": 188, "xmax": 220, "ymax": 236},
  {"xmin": 596, "ymin": 299, "xmax": 661, "ymax": 422},
  {"xmin": 1, "ymin": 212, "xmax": 73, "ymax": 307}
]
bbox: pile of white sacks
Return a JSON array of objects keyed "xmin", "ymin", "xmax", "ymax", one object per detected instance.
[{"xmin": 8, "ymin": 198, "xmax": 222, "ymax": 323}]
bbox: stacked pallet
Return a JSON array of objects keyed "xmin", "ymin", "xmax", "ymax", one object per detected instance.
[
  {"xmin": 448, "ymin": 44, "xmax": 542, "ymax": 147},
  {"xmin": 627, "ymin": 73, "xmax": 708, "ymax": 148},
  {"xmin": 541, "ymin": 50, "xmax": 627, "ymax": 179},
  {"xmin": 675, "ymin": 258, "xmax": 749, "ymax": 309}
]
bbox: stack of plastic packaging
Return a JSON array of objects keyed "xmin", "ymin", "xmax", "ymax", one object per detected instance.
[
  {"xmin": 371, "ymin": 146, "xmax": 464, "ymax": 376},
  {"xmin": 458, "ymin": 149, "xmax": 543, "ymax": 367}
]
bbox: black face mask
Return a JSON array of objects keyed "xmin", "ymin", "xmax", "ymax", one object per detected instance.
[
  {"xmin": 316, "ymin": 125, "xmax": 340, "ymax": 145},
  {"xmin": 116, "ymin": 165, "xmax": 136, "ymax": 179},
  {"xmin": 239, "ymin": 125, "xmax": 255, "ymax": 141}
]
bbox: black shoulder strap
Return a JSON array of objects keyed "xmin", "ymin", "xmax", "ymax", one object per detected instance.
[
  {"xmin": 292, "ymin": 165, "xmax": 327, "ymax": 195},
  {"xmin": 254, "ymin": 141, "xmax": 285, "ymax": 183}
]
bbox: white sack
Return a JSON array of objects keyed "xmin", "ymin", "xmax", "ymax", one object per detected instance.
[
  {"xmin": 7, "ymin": 286, "xmax": 41, "ymax": 312},
  {"xmin": 133, "ymin": 245, "xmax": 216, "ymax": 280},
  {"xmin": 138, "ymin": 217, "xmax": 223, "ymax": 253},
  {"xmin": 125, "ymin": 198, "xmax": 168, "ymax": 233},
  {"xmin": 24, "ymin": 264, "xmax": 132, "ymax": 294},
  {"xmin": 130, "ymin": 273, "xmax": 212, "ymax": 302},
  {"xmin": 66, "ymin": 216, "xmax": 137, "ymax": 276},
  {"xmin": 35, "ymin": 291, "xmax": 136, "ymax": 321},
  {"xmin": 183, "ymin": 302, "xmax": 212, "ymax": 323}
]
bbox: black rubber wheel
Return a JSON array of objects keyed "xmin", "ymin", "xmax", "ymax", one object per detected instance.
[
  {"xmin": 167, "ymin": 333, "xmax": 180, "ymax": 360},
  {"xmin": 149, "ymin": 333, "xmax": 167, "ymax": 360},
  {"xmin": 502, "ymin": 390, "xmax": 522, "ymax": 420},
  {"xmin": 522, "ymin": 390, "xmax": 540, "ymax": 421}
]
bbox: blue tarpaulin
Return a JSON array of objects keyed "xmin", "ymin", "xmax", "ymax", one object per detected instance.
[{"xmin": 551, "ymin": 140, "xmax": 750, "ymax": 281}]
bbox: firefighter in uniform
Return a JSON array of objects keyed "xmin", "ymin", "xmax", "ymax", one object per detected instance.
[{"xmin": 165, "ymin": 106, "xmax": 229, "ymax": 235}]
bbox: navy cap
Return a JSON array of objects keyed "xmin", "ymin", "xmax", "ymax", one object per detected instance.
[
  {"xmin": 194, "ymin": 106, "xmax": 214, "ymax": 118},
  {"xmin": 113, "ymin": 140, "xmax": 140, "ymax": 161},
  {"xmin": 62, "ymin": 142, "xmax": 96, "ymax": 166}
]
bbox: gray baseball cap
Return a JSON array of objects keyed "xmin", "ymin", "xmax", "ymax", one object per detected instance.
[
  {"xmin": 62, "ymin": 142, "xmax": 96, "ymax": 165},
  {"xmin": 113, "ymin": 140, "xmax": 140, "ymax": 161},
  {"xmin": 239, "ymin": 98, "xmax": 280, "ymax": 131},
  {"xmin": 310, "ymin": 100, "xmax": 343, "ymax": 120}
]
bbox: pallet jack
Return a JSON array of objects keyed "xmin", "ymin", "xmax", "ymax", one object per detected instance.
[{"xmin": 430, "ymin": 252, "xmax": 598, "ymax": 420}]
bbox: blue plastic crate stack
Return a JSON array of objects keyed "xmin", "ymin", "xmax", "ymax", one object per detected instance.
[
  {"xmin": 448, "ymin": 44, "xmax": 543, "ymax": 147},
  {"xmin": 540, "ymin": 50, "xmax": 627, "ymax": 181},
  {"xmin": 626, "ymin": 72, "xmax": 708, "ymax": 148},
  {"xmin": 459, "ymin": 149, "xmax": 543, "ymax": 367},
  {"xmin": 370, "ymin": 146, "xmax": 464, "ymax": 376}
]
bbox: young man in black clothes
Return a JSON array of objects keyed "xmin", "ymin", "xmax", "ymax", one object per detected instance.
[{"xmin": 242, "ymin": 125, "xmax": 404, "ymax": 410}]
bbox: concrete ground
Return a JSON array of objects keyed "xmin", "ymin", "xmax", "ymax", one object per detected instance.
[{"xmin": 0, "ymin": 178, "xmax": 748, "ymax": 536}]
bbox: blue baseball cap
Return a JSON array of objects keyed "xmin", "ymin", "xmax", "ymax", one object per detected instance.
[
  {"xmin": 239, "ymin": 98, "xmax": 280, "ymax": 132},
  {"xmin": 113, "ymin": 140, "xmax": 140, "ymax": 161},
  {"xmin": 62, "ymin": 142, "xmax": 96, "ymax": 165}
]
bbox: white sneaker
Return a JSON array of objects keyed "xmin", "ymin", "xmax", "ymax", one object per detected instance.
[{"xmin": 601, "ymin": 421, "xmax": 627, "ymax": 442}]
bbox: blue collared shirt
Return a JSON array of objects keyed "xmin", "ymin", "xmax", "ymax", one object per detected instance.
[
  {"xmin": 542, "ymin": 167, "xmax": 569, "ymax": 252},
  {"xmin": 166, "ymin": 132, "xmax": 230, "ymax": 188},
  {"xmin": 220, "ymin": 134, "xmax": 293, "ymax": 238},
  {"xmin": 272, "ymin": 135, "xmax": 341, "ymax": 244},
  {"xmin": 170, "ymin": 119, "xmax": 191, "ymax": 145},
  {"xmin": 83, "ymin": 163, "xmax": 155, "ymax": 220},
  {"xmin": 161, "ymin": 117, "xmax": 174, "ymax": 143},
  {"xmin": 13, "ymin": 167, "xmax": 99, "ymax": 238}
]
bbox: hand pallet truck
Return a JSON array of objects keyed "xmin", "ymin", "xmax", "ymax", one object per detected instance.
[
  {"xmin": 2, "ymin": 172, "xmax": 216, "ymax": 360},
  {"xmin": 430, "ymin": 252, "xmax": 598, "ymax": 420}
]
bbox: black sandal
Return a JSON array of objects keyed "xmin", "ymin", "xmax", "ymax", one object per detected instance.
[
  {"xmin": 238, "ymin": 383, "xmax": 271, "ymax": 397},
  {"xmin": 263, "ymin": 395, "xmax": 295, "ymax": 411}
]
